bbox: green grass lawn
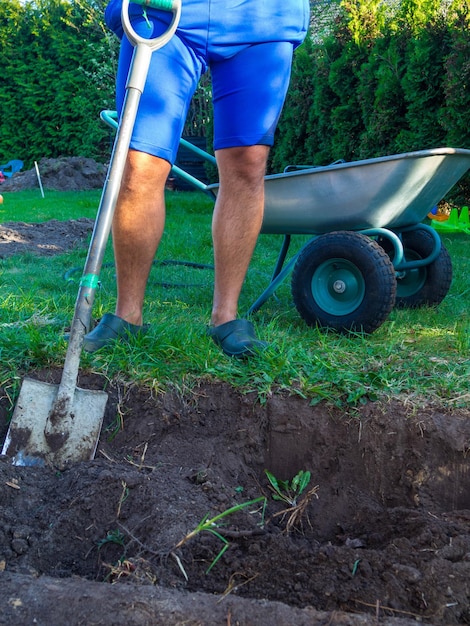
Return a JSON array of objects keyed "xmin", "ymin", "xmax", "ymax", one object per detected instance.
[
  {"xmin": 0, "ymin": 189, "xmax": 469, "ymax": 414},
  {"xmin": 0, "ymin": 189, "xmax": 102, "ymax": 222}
]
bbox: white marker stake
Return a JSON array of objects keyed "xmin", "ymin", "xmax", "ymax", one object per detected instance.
[{"xmin": 34, "ymin": 161, "xmax": 45, "ymax": 198}]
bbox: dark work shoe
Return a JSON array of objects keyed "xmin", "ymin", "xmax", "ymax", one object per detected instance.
[
  {"xmin": 207, "ymin": 319, "xmax": 268, "ymax": 358},
  {"xmin": 83, "ymin": 313, "xmax": 148, "ymax": 353}
]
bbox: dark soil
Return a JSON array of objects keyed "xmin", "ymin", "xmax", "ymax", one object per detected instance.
[
  {"xmin": 1, "ymin": 372, "xmax": 469, "ymax": 626},
  {"xmin": 0, "ymin": 207, "xmax": 469, "ymax": 625},
  {"xmin": 0, "ymin": 219, "xmax": 94, "ymax": 258}
]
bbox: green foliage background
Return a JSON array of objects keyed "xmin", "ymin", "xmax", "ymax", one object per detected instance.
[
  {"xmin": 0, "ymin": 0, "xmax": 117, "ymax": 167},
  {"xmin": 272, "ymin": 1, "xmax": 470, "ymax": 172},
  {"xmin": 1, "ymin": 0, "xmax": 469, "ymax": 203}
]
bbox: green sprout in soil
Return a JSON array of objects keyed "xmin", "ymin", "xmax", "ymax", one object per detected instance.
[
  {"xmin": 265, "ymin": 469, "xmax": 319, "ymax": 532},
  {"xmin": 97, "ymin": 529, "xmax": 126, "ymax": 549},
  {"xmin": 265, "ymin": 469, "xmax": 312, "ymax": 506},
  {"xmin": 173, "ymin": 496, "xmax": 266, "ymax": 576},
  {"xmin": 97, "ymin": 529, "xmax": 127, "ymax": 582}
]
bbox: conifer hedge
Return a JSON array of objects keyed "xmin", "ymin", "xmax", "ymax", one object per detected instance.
[
  {"xmin": 271, "ymin": 0, "xmax": 470, "ymax": 201},
  {"xmin": 0, "ymin": 0, "xmax": 117, "ymax": 168},
  {"xmin": 1, "ymin": 0, "xmax": 469, "ymax": 203}
]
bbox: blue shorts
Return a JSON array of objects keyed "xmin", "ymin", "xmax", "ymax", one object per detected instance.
[{"xmin": 105, "ymin": 0, "xmax": 309, "ymax": 164}]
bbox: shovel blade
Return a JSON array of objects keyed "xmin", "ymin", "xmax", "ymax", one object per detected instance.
[{"xmin": 2, "ymin": 378, "xmax": 107, "ymax": 468}]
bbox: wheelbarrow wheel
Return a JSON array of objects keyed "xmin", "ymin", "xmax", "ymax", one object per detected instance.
[
  {"xmin": 291, "ymin": 231, "xmax": 396, "ymax": 334},
  {"xmin": 382, "ymin": 229, "xmax": 452, "ymax": 308}
]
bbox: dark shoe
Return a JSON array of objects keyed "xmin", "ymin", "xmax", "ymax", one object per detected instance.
[
  {"xmin": 207, "ymin": 319, "xmax": 267, "ymax": 358},
  {"xmin": 82, "ymin": 313, "xmax": 148, "ymax": 353}
]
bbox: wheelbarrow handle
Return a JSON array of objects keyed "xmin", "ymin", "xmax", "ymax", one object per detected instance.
[{"xmin": 121, "ymin": 0, "xmax": 182, "ymax": 50}]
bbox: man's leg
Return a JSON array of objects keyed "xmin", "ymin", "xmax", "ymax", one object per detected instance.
[
  {"xmin": 207, "ymin": 41, "xmax": 295, "ymax": 355},
  {"xmin": 211, "ymin": 144, "xmax": 268, "ymax": 327},
  {"xmin": 206, "ymin": 144, "xmax": 270, "ymax": 357},
  {"xmin": 112, "ymin": 150, "xmax": 171, "ymax": 326},
  {"xmin": 83, "ymin": 149, "xmax": 170, "ymax": 352}
]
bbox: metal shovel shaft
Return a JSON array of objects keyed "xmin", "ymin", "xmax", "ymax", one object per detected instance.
[
  {"xmin": 44, "ymin": 48, "xmax": 153, "ymax": 442},
  {"xmin": 43, "ymin": 0, "xmax": 182, "ymax": 442}
]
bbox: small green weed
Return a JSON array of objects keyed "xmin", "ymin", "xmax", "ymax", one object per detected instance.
[
  {"xmin": 173, "ymin": 496, "xmax": 266, "ymax": 575},
  {"xmin": 265, "ymin": 469, "xmax": 312, "ymax": 507},
  {"xmin": 265, "ymin": 469, "xmax": 319, "ymax": 533},
  {"xmin": 97, "ymin": 529, "xmax": 126, "ymax": 549}
]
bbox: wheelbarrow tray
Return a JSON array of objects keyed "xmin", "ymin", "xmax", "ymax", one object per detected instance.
[{"xmin": 206, "ymin": 147, "xmax": 470, "ymax": 235}]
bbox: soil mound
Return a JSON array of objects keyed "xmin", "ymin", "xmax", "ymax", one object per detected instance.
[{"xmin": 1, "ymin": 157, "xmax": 106, "ymax": 192}]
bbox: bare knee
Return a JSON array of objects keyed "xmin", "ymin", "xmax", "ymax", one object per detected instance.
[
  {"xmin": 216, "ymin": 145, "xmax": 269, "ymax": 189},
  {"xmin": 121, "ymin": 150, "xmax": 171, "ymax": 194}
]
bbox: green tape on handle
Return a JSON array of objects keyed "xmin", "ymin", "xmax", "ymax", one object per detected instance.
[
  {"xmin": 132, "ymin": 0, "xmax": 176, "ymax": 10},
  {"xmin": 80, "ymin": 274, "xmax": 100, "ymax": 289}
]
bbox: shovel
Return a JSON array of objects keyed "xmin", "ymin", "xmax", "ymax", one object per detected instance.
[{"xmin": 2, "ymin": 0, "xmax": 181, "ymax": 468}]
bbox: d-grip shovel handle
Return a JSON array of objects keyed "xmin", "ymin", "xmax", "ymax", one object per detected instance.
[
  {"xmin": 44, "ymin": 0, "xmax": 181, "ymax": 443},
  {"xmin": 120, "ymin": 0, "xmax": 182, "ymax": 96},
  {"xmin": 122, "ymin": 0, "xmax": 182, "ymax": 50}
]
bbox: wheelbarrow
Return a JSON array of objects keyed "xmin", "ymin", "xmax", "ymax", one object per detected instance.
[{"xmin": 101, "ymin": 112, "xmax": 470, "ymax": 334}]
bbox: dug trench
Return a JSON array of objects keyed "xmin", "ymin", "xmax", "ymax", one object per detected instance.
[{"xmin": 1, "ymin": 373, "xmax": 469, "ymax": 626}]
